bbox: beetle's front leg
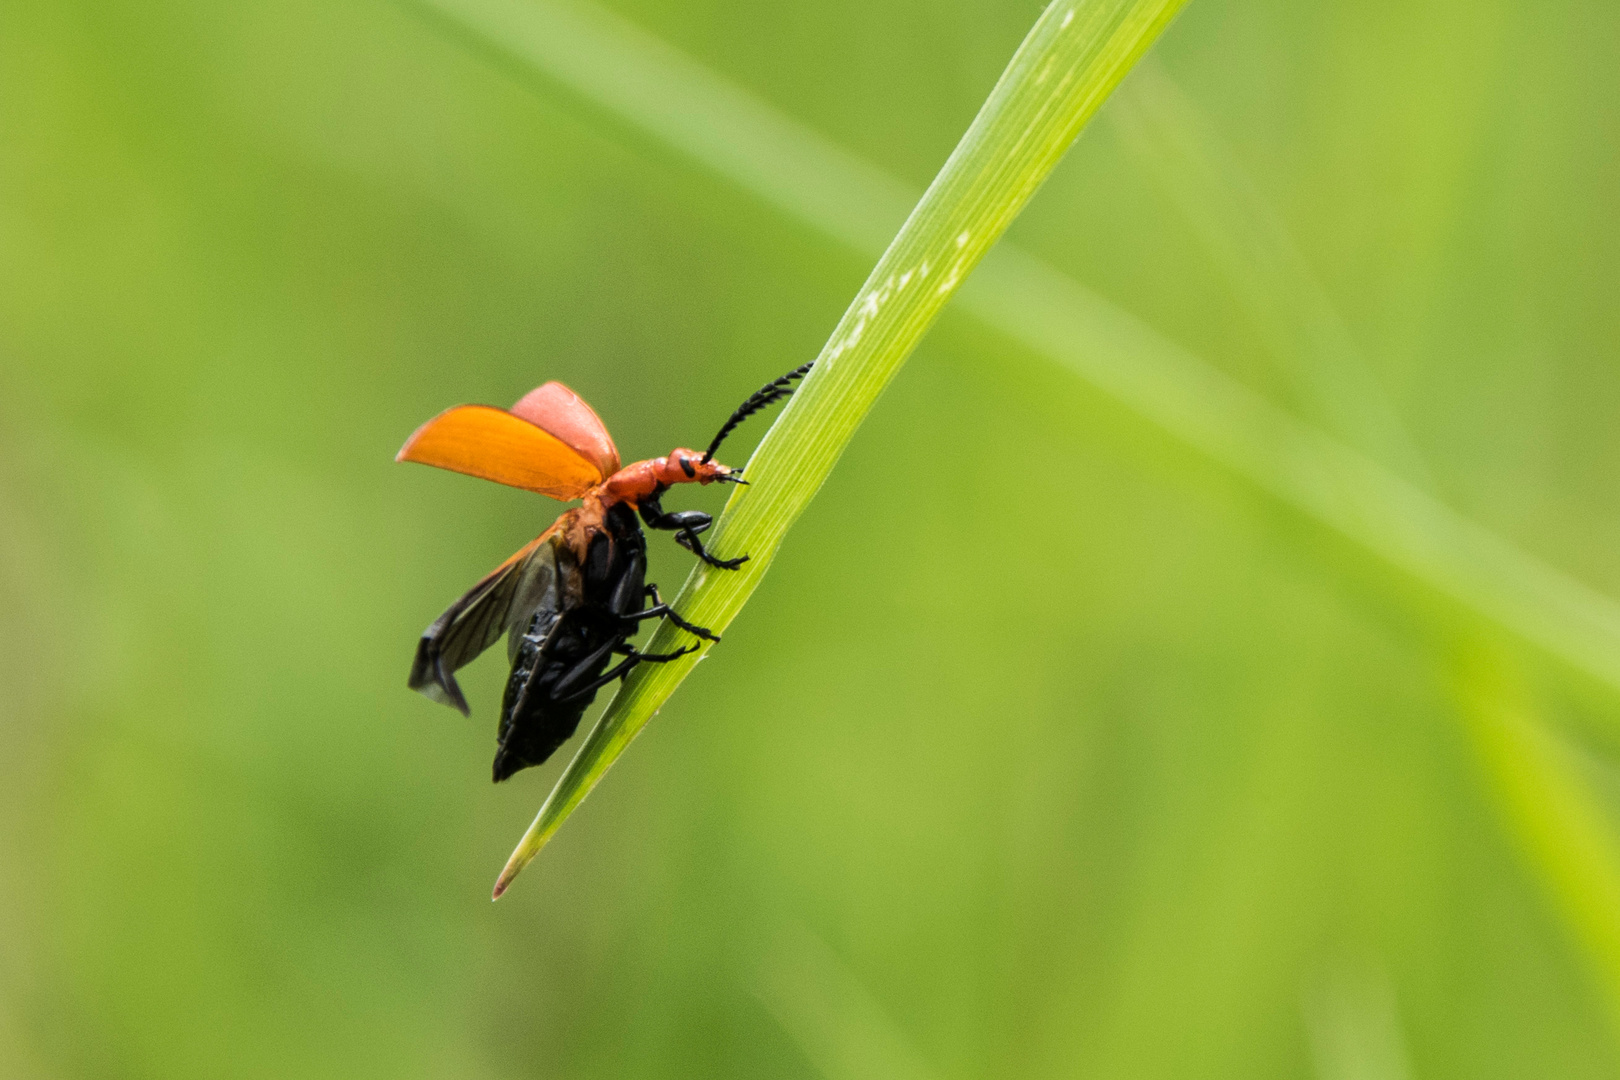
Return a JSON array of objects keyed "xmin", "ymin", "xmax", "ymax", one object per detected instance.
[
  {"xmin": 638, "ymin": 497, "xmax": 749, "ymax": 571},
  {"xmin": 673, "ymin": 520, "xmax": 749, "ymax": 571}
]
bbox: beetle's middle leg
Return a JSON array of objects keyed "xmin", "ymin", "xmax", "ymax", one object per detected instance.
[
  {"xmin": 611, "ymin": 584, "xmax": 721, "ymax": 641},
  {"xmin": 638, "ymin": 498, "xmax": 749, "ymax": 571}
]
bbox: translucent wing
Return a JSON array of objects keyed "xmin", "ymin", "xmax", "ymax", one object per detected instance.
[
  {"xmin": 397, "ymin": 404, "xmax": 603, "ymax": 499},
  {"xmin": 408, "ymin": 527, "xmax": 567, "ymax": 715},
  {"xmin": 509, "ymin": 382, "xmax": 621, "ymax": 477}
]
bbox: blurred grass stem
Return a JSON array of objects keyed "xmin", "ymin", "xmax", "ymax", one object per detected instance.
[
  {"xmin": 1108, "ymin": 62, "xmax": 1435, "ymax": 488},
  {"xmin": 1458, "ymin": 652, "xmax": 1620, "ymax": 1035},
  {"xmin": 753, "ymin": 922, "xmax": 942, "ymax": 1080}
]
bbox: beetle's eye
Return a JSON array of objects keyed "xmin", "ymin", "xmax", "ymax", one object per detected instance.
[{"xmin": 680, "ymin": 456, "xmax": 696, "ymax": 478}]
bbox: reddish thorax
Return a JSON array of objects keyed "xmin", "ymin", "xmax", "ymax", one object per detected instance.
[{"xmin": 552, "ymin": 449, "xmax": 736, "ymax": 559}]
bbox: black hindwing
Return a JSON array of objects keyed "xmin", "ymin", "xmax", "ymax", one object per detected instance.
[{"xmin": 407, "ymin": 530, "xmax": 564, "ymax": 715}]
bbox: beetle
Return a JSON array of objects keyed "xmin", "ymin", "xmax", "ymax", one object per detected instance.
[{"xmin": 398, "ymin": 361, "xmax": 812, "ymax": 781}]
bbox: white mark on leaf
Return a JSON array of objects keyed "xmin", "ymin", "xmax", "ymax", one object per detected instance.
[{"xmin": 825, "ymin": 277, "xmax": 897, "ymax": 364}]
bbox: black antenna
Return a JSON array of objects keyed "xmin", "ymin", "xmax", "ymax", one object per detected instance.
[{"xmin": 701, "ymin": 360, "xmax": 815, "ymax": 463}]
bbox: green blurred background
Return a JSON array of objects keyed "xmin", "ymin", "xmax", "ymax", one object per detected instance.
[{"xmin": 4, "ymin": 0, "xmax": 1620, "ymax": 1076}]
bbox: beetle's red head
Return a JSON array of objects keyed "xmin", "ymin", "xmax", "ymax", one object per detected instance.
[{"xmin": 653, "ymin": 448, "xmax": 741, "ymax": 488}]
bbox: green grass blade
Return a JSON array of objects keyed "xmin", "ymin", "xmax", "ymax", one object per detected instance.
[
  {"xmin": 753, "ymin": 922, "xmax": 941, "ymax": 1080},
  {"xmin": 963, "ymin": 250, "xmax": 1620, "ymax": 694},
  {"xmin": 413, "ymin": 0, "xmax": 1620, "ymax": 708},
  {"xmin": 1457, "ymin": 651, "xmax": 1620, "ymax": 1036},
  {"xmin": 405, "ymin": 0, "xmax": 917, "ymax": 254},
  {"xmin": 1108, "ymin": 61, "xmax": 1434, "ymax": 487},
  {"xmin": 483, "ymin": 0, "xmax": 1190, "ymax": 896}
]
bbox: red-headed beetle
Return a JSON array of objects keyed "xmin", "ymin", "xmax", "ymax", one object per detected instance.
[{"xmin": 398, "ymin": 362, "xmax": 811, "ymax": 780}]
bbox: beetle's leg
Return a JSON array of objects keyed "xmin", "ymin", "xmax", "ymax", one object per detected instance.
[
  {"xmin": 609, "ymin": 641, "xmax": 695, "ymax": 660},
  {"xmin": 549, "ymin": 637, "xmax": 624, "ymax": 698},
  {"xmin": 617, "ymin": 589, "xmax": 721, "ymax": 642},
  {"xmin": 580, "ymin": 593, "xmax": 719, "ymax": 643},
  {"xmin": 642, "ymin": 583, "xmax": 721, "ymax": 641},
  {"xmin": 672, "ymin": 524, "xmax": 747, "ymax": 569},
  {"xmin": 621, "ymin": 605, "xmax": 720, "ymax": 641},
  {"xmin": 639, "ymin": 498, "xmax": 750, "ymax": 571},
  {"xmin": 556, "ymin": 643, "xmax": 698, "ymax": 703},
  {"xmin": 628, "ymin": 646, "xmax": 699, "ymax": 663}
]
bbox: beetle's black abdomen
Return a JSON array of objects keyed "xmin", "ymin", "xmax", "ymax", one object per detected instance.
[
  {"xmin": 492, "ymin": 504, "xmax": 647, "ymax": 781},
  {"xmin": 493, "ymin": 608, "xmax": 581, "ymax": 779}
]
